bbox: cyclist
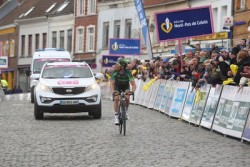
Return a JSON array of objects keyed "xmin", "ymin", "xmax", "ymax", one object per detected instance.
[{"xmin": 110, "ymin": 58, "xmax": 136, "ymax": 125}]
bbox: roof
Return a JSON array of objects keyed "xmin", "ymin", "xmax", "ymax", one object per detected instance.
[
  {"xmin": 144, "ymin": 0, "xmax": 186, "ymax": 7},
  {"xmin": 0, "ymin": 0, "xmax": 74, "ymax": 27},
  {"xmin": 0, "ymin": 0, "xmax": 18, "ymax": 20}
]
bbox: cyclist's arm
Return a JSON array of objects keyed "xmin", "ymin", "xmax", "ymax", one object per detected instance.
[
  {"xmin": 126, "ymin": 69, "xmax": 136, "ymax": 93},
  {"xmin": 130, "ymin": 80, "xmax": 136, "ymax": 93},
  {"xmin": 110, "ymin": 71, "xmax": 117, "ymax": 94}
]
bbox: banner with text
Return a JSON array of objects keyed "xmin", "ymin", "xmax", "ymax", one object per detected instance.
[
  {"xmin": 200, "ymin": 85, "xmax": 223, "ymax": 129},
  {"xmin": 102, "ymin": 55, "xmax": 120, "ymax": 67},
  {"xmin": 155, "ymin": 6, "xmax": 214, "ymax": 41},
  {"xmin": 109, "ymin": 38, "xmax": 141, "ymax": 55}
]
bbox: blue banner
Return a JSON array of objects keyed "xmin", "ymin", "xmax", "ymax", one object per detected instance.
[
  {"xmin": 155, "ymin": 6, "xmax": 213, "ymax": 41},
  {"xmin": 109, "ymin": 38, "xmax": 141, "ymax": 55},
  {"xmin": 102, "ymin": 55, "xmax": 119, "ymax": 67},
  {"xmin": 134, "ymin": 0, "xmax": 153, "ymax": 59}
]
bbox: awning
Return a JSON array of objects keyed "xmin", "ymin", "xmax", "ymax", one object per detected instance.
[{"xmin": 0, "ymin": 68, "xmax": 14, "ymax": 72}]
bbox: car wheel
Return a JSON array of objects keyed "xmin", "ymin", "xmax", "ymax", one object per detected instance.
[
  {"xmin": 31, "ymin": 87, "xmax": 34, "ymax": 103},
  {"xmin": 91, "ymin": 101, "xmax": 102, "ymax": 119},
  {"xmin": 34, "ymin": 103, "xmax": 43, "ymax": 120}
]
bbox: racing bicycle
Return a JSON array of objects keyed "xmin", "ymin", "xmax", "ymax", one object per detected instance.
[{"xmin": 113, "ymin": 90, "xmax": 134, "ymax": 136}]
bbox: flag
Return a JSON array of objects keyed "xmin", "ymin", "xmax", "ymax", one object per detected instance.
[{"xmin": 134, "ymin": 0, "xmax": 153, "ymax": 59}]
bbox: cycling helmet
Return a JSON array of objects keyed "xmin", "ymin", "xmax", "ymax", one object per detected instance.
[{"xmin": 116, "ymin": 58, "xmax": 128, "ymax": 68}]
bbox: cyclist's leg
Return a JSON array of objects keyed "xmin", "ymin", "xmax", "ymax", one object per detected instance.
[{"xmin": 114, "ymin": 95, "xmax": 119, "ymax": 113}]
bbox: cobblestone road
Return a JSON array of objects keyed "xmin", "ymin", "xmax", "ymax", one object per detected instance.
[{"xmin": 0, "ymin": 94, "xmax": 250, "ymax": 167}]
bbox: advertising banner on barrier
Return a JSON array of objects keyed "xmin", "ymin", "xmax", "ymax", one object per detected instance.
[
  {"xmin": 142, "ymin": 78, "xmax": 154, "ymax": 107},
  {"xmin": 169, "ymin": 81, "xmax": 189, "ymax": 118},
  {"xmin": 131, "ymin": 79, "xmax": 141, "ymax": 104},
  {"xmin": 200, "ymin": 85, "xmax": 223, "ymax": 129},
  {"xmin": 189, "ymin": 84, "xmax": 211, "ymax": 125},
  {"xmin": 225, "ymin": 87, "xmax": 250, "ymax": 138},
  {"xmin": 164, "ymin": 80, "xmax": 177, "ymax": 115},
  {"xmin": 134, "ymin": 79, "xmax": 143, "ymax": 104},
  {"xmin": 159, "ymin": 81, "xmax": 171, "ymax": 112},
  {"xmin": 154, "ymin": 80, "xmax": 166, "ymax": 111},
  {"xmin": 155, "ymin": 6, "xmax": 214, "ymax": 41},
  {"xmin": 109, "ymin": 38, "xmax": 141, "ymax": 55},
  {"xmin": 212, "ymin": 85, "xmax": 237, "ymax": 135},
  {"xmin": 242, "ymin": 110, "xmax": 250, "ymax": 142},
  {"xmin": 242, "ymin": 87, "xmax": 250, "ymax": 141},
  {"xmin": 181, "ymin": 84, "xmax": 196, "ymax": 121},
  {"xmin": 148, "ymin": 80, "xmax": 160, "ymax": 109},
  {"xmin": 139, "ymin": 80, "xmax": 148, "ymax": 106}
]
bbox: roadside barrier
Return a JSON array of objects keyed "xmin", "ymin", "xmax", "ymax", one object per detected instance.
[{"xmin": 119, "ymin": 78, "xmax": 250, "ymax": 143}]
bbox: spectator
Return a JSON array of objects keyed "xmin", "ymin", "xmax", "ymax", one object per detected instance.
[
  {"xmin": 159, "ymin": 57, "xmax": 170, "ymax": 79},
  {"xmin": 183, "ymin": 51, "xmax": 194, "ymax": 66},
  {"xmin": 0, "ymin": 77, "xmax": 8, "ymax": 94},
  {"xmin": 220, "ymin": 49, "xmax": 231, "ymax": 65},
  {"xmin": 237, "ymin": 38, "xmax": 247, "ymax": 50},
  {"xmin": 189, "ymin": 43, "xmax": 202, "ymax": 52},
  {"xmin": 229, "ymin": 47, "xmax": 240, "ymax": 65},
  {"xmin": 234, "ymin": 50, "xmax": 250, "ymax": 85}
]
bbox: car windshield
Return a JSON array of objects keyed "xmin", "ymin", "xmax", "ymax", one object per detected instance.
[
  {"xmin": 41, "ymin": 65, "xmax": 93, "ymax": 79},
  {"xmin": 33, "ymin": 58, "xmax": 70, "ymax": 74}
]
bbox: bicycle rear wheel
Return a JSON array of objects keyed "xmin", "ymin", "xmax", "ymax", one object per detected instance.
[{"xmin": 119, "ymin": 116, "xmax": 123, "ymax": 134}]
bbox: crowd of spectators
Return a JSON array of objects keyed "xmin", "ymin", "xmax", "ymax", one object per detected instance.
[{"xmin": 106, "ymin": 38, "xmax": 250, "ymax": 89}]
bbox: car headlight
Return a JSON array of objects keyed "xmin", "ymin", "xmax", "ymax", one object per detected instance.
[
  {"xmin": 38, "ymin": 83, "xmax": 52, "ymax": 92},
  {"xmin": 85, "ymin": 83, "xmax": 98, "ymax": 92}
]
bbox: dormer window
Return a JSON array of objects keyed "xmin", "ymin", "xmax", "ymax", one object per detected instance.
[
  {"xmin": 24, "ymin": 7, "xmax": 35, "ymax": 16},
  {"xmin": 46, "ymin": 3, "xmax": 57, "ymax": 13},
  {"xmin": 57, "ymin": 1, "xmax": 69, "ymax": 12}
]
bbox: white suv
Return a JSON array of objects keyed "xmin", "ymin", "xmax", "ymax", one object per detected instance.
[{"xmin": 34, "ymin": 62, "xmax": 102, "ymax": 119}]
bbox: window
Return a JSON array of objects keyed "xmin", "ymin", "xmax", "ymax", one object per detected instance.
[
  {"xmin": 2, "ymin": 41, "xmax": 9, "ymax": 57},
  {"xmin": 67, "ymin": 29, "xmax": 72, "ymax": 52},
  {"xmin": 52, "ymin": 31, "xmax": 57, "ymax": 48},
  {"xmin": 42, "ymin": 33, "xmax": 47, "ymax": 49},
  {"xmin": 24, "ymin": 7, "xmax": 35, "ymax": 16},
  {"xmin": 125, "ymin": 19, "xmax": 132, "ymax": 38},
  {"xmin": 0, "ymin": 42, "xmax": 2, "ymax": 56},
  {"xmin": 78, "ymin": 0, "xmax": 85, "ymax": 15},
  {"xmin": 35, "ymin": 34, "xmax": 39, "ymax": 50},
  {"xmin": 28, "ymin": 35, "xmax": 32, "ymax": 56},
  {"xmin": 103, "ymin": 22, "xmax": 109, "ymax": 48},
  {"xmin": 57, "ymin": 1, "xmax": 69, "ymax": 12},
  {"xmin": 21, "ymin": 35, "xmax": 25, "ymax": 56},
  {"xmin": 114, "ymin": 20, "xmax": 120, "ymax": 38},
  {"xmin": 76, "ymin": 28, "xmax": 84, "ymax": 52},
  {"xmin": 240, "ymin": 0, "xmax": 246, "ymax": 9},
  {"xmin": 46, "ymin": 3, "xmax": 57, "ymax": 13},
  {"xmin": 87, "ymin": 26, "xmax": 95, "ymax": 52},
  {"xmin": 60, "ymin": 31, "xmax": 64, "ymax": 49},
  {"xmin": 88, "ymin": 0, "xmax": 96, "ymax": 14},
  {"xmin": 10, "ymin": 40, "xmax": 15, "ymax": 57}
]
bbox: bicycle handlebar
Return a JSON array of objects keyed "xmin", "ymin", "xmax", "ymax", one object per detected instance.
[{"xmin": 112, "ymin": 91, "xmax": 134, "ymax": 101}]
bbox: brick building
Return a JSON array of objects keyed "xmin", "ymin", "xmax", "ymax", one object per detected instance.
[{"xmin": 233, "ymin": 0, "xmax": 250, "ymax": 46}]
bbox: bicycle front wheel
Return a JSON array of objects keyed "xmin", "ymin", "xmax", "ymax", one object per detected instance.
[{"xmin": 121, "ymin": 105, "xmax": 126, "ymax": 136}]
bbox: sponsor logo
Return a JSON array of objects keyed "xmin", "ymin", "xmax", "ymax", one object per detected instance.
[{"xmin": 161, "ymin": 17, "xmax": 173, "ymax": 33}]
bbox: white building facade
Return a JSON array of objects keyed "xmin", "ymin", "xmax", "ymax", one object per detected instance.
[
  {"xmin": 15, "ymin": 3, "xmax": 74, "ymax": 92},
  {"xmin": 96, "ymin": 0, "xmax": 140, "ymax": 72}
]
